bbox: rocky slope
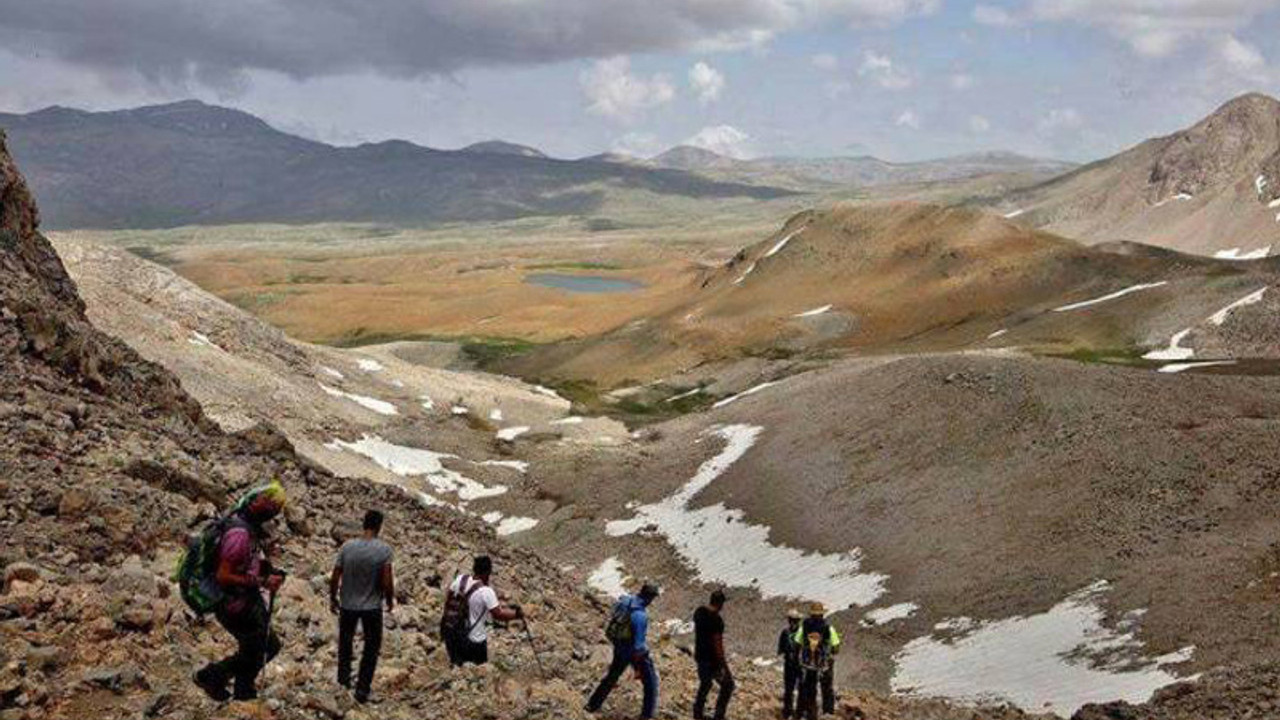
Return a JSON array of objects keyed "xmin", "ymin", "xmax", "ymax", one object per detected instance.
[
  {"xmin": 996, "ymin": 93, "xmax": 1280, "ymax": 257},
  {"xmin": 0, "ymin": 125, "xmax": 1077, "ymax": 720}
]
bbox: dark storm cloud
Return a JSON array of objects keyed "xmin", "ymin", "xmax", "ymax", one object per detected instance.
[{"xmin": 0, "ymin": 0, "xmax": 936, "ymax": 84}]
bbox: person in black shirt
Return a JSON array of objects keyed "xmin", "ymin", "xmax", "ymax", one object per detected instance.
[
  {"xmin": 692, "ymin": 589, "xmax": 734, "ymax": 720},
  {"xmin": 776, "ymin": 609, "xmax": 802, "ymax": 718}
]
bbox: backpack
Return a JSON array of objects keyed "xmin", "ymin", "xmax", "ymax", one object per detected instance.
[
  {"xmin": 799, "ymin": 629, "xmax": 832, "ymax": 672},
  {"xmin": 174, "ymin": 514, "xmax": 248, "ymax": 616},
  {"xmin": 604, "ymin": 598, "xmax": 634, "ymax": 644},
  {"xmin": 440, "ymin": 575, "xmax": 485, "ymax": 642}
]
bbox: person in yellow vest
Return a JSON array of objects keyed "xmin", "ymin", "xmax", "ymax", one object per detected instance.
[{"xmin": 792, "ymin": 602, "xmax": 840, "ymax": 718}]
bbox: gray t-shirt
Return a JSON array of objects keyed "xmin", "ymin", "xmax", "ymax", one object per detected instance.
[{"xmin": 335, "ymin": 538, "xmax": 393, "ymax": 612}]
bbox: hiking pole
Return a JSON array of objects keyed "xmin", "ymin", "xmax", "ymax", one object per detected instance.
[{"xmin": 522, "ymin": 618, "xmax": 548, "ymax": 679}]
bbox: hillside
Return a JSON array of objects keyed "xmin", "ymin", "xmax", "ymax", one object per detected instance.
[
  {"xmin": 500, "ymin": 202, "xmax": 1280, "ymax": 386},
  {"xmin": 0, "ymin": 101, "xmax": 792, "ymax": 229},
  {"xmin": 996, "ymin": 93, "xmax": 1280, "ymax": 257}
]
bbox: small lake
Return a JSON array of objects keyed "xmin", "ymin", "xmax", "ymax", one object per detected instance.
[{"xmin": 524, "ymin": 273, "xmax": 645, "ymax": 294}]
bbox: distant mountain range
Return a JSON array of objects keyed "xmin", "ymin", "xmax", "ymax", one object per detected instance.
[
  {"xmin": 0, "ymin": 99, "xmax": 1075, "ymax": 230},
  {"xmin": 0, "ymin": 101, "xmax": 791, "ymax": 229}
]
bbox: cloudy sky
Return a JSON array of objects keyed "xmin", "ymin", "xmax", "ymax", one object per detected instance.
[{"xmin": 2, "ymin": 0, "xmax": 1279, "ymax": 162}]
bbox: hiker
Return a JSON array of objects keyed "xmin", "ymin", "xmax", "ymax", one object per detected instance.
[
  {"xmin": 793, "ymin": 603, "xmax": 841, "ymax": 719},
  {"xmin": 193, "ymin": 481, "xmax": 288, "ymax": 702},
  {"xmin": 441, "ymin": 555, "xmax": 523, "ymax": 666},
  {"xmin": 777, "ymin": 609, "xmax": 803, "ymax": 718},
  {"xmin": 585, "ymin": 583, "xmax": 660, "ymax": 719},
  {"xmin": 329, "ymin": 509, "xmax": 395, "ymax": 703},
  {"xmin": 693, "ymin": 589, "xmax": 735, "ymax": 720}
]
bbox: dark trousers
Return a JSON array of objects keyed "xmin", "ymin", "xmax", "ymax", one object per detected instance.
[
  {"xmin": 337, "ymin": 608, "xmax": 383, "ymax": 697},
  {"xmin": 782, "ymin": 661, "xmax": 800, "ymax": 718},
  {"xmin": 693, "ymin": 661, "xmax": 735, "ymax": 720},
  {"xmin": 586, "ymin": 643, "xmax": 658, "ymax": 719},
  {"xmin": 203, "ymin": 597, "xmax": 281, "ymax": 700},
  {"xmin": 446, "ymin": 632, "xmax": 489, "ymax": 667},
  {"xmin": 797, "ymin": 667, "xmax": 835, "ymax": 719}
]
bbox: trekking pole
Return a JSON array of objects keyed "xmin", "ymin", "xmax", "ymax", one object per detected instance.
[{"xmin": 522, "ymin": 618, "xmax": 548, "ymax": 679}]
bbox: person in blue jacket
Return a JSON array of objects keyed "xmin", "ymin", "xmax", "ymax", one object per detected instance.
[{"xmin": 586, "ymin": 583, "xmax": 661, "ymax": 718}]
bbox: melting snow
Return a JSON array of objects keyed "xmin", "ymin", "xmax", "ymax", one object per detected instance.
[
  {"xmin": 552, "ymin": 416, "xmax": 584, "ymax": 425},
  {"xmin": 794, "ymin": 305, "xmax": 833, "ymax": 318},
  {"xmin": 588, "ymin": 557, "xmax": 630, "ymax": 598},
  {"xmin": 765, "ymin": 231, "xmax": 798, "ymax": 258},
  {"xmin": 532, "ymin": 385, "xmax": 564, "ymax": 401},
  {"xmin": 1214, "ymin": 247, "xmax": 1270, "ymax": 261},
  {"xmin": 891, "ymin": 581, "xmax": 1195, "ymax": 716},
  {"xmin": 712, "ymin": 381, "xmax": 779, "ymax": 409},
  {"xmin": 1003, "ymin": 209, "xmax": 1025, "ymax": 219},
  {"xmin": 319, "ymin": 384, "xmax": 398, "ymax": 416},
  {"xmin": 733, "ymin": 262, "xmax": 758, "ymax": 286},
  {"xmin": 321, "ymin": 366, "xmax": 345, "ymax": 380},
  {"xmin": 496, "ymin": 426, "xmax": 530, "ymax": 441},
  {"xmin": 357, "ymin": 358, "xmax": 385, "ymax": 372},
  {"xmin": 865, "ymin": 603, "xmax": 920, "ymax": 625},
  {"xmin": 1158, "ymin": 361, "xmax": 1237, "ymax": 374},
  {"xmin": 328, "ymin": 434, "xmax": 506, "ymax": 501},
  {"xmin": 420, "ymin": 395, "xmax": 435, "ymax": 411},
  {"xmin": 1270, "ymin": 198, "xmax": 1280, "ymax": 209},
  {"xmin": 987, "ymin": 329, "xmax": 1008, "ymax": 340},
  {"xmin": 451, "ymin": 406, "xmax": 469, "ymax": 415},
  {"xmin": 1209, "ymin": 287, "xmax": 1267, "ymax": 326},
  {"xmin": 1143, "ymin": 330, "xmax": 1194, "ymax": 361},
  {"xmin": 1257, "ymin": 174, "xmax": 1269, "ymax": 197},
  {"xmin": 606, "ymin": 425, "xmax": 887, "ymax": 609},
  {"xmin": 1153, "ymin": 193, "xmax": 1193, "ymax": 207},
  {"xmin": 188, "ymin": 331, "xmax": 220, "ymax": 350},
  {"xmin": 1052, "ymin": 282, "xmax": 1168, "ymax": 312},
  {"xmin": 489, "ymin": 408, "xmax": 504, "ymax": 422},
  {"xmin": 481, "ymin": 511, "xmax": 539, "ymax": 536},
  {"xmin": 480, "ymin": 460, "xmax": 529, "ymax": 473},
  {"xmin": 665, "ymin": 387, "xmax": 704, "ymax": 403}
]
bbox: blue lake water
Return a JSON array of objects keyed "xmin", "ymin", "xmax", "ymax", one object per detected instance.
[{"xmin": 524, "ymin": 273, "xmax": 644, "ymax": 294}]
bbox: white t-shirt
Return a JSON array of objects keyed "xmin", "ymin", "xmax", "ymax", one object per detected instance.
[{"xmin": 449, "ymin": 575, "xmax": 500, "ymax": 643}]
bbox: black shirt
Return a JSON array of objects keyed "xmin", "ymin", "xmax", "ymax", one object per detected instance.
[{"xmin": 693, "ymin": 606, "xmax": 725, "ymax": 666}]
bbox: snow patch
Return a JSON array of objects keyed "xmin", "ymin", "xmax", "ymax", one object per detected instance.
[
  {"xmin": 1209, "ymin": 287, "xmax": 1267, "ymax": 326},
  {"xmin": 1052, "ymin": 282, "xmax": 1168, "ymax": 312},
  {"xmin": 865, "ymin": 603, "xmax": 919, "ymax": 625},
  {"xmin": 588, "ymin": 557, "xmax": 630, "ymax": 598},
  {"xmin": 765, "ymin": 231, "xmax": 798, "ymax": 258},
  {"xmin": 1257, "ymin": 174, "xmax": 1269, "ymax": 197},
  {"xmin": 451, "ymin": 405, "xmax": 469, "ymax": 415},
  {"xmin": 733, "ymin": 262, "xmax": 758, "ymax": 285},
  {"xmin": 552, "ymin": 416, "xmax": 584, "ymax": 425},
  {"xmin": 319, "ymin": 384, "xmax": 398, "ymax": 416},
  {"xmin": 606, "ymin": 425, "xmax": 887, "ymax": 609},
  {"xmin": 1003, "ymin": 209, "xmax": 1025, "ymax": 219},
  {"xmin": 1158, "ymin": 361, "xmax": 1236, "ymax": 374},
  {"xmin": 794, "ymin": 305, "xmax": 833, "ymax": 318},
  {"xmin": 357, "ymin": 358, "xmax": 385, "ymax": 372},
  {"xmin": 987, "ymin": 329, "xmax": 1008, "ymax": 340},
  {"xmin": 188, "ymin": 331, "xmax": 220, "ymax": 350},
  {"xmin": 489, "ymin": 408, "xmax": 504, "ymax": 422},
  {"xmin": 496, "ymin": 426, "xmax": 530, "ymax": 441},
  {"xmin": 479, "ymin": 460, "xmax": 529, "ymax": 473},
  {"xmin": 420, "ymin": 395, "xmax": 435, "ymax": 412},
  {"xmin": 712, "ymin": 381, "xmax": 779, "ymax": 409},
  {"xmin": 665, "ymin": 387, "xmax": 704, "ymax": 403},
  {"xmin": 481, "ymin": 512, "xmax": 539, "ymax": 536},
  {"xmin": 891, "ymin": 581, "xmax": 1196, "ymax": 715},
  {"xmin": 320, "ymin": 366, "xmax": 345, "ymax": 380},
  {"xmin": 1143, "ymin": 330, "xmax": 1194, "ymax": 361},
  {"xmin": 327, "ymin": 434, "xmax": 506, "ymax": 501},
  {"xmin": 1214, "ymin": 246, "xmax": 1270, "ymax": 260}
]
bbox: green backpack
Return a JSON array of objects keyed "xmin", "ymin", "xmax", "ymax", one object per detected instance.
[
  {"xmin": 604, "ymin": 598, "xmax": 634, "ymax": 644},
  {"xmin": 174, "ymin": 515, "xmax": 247, "ymax": 615}
]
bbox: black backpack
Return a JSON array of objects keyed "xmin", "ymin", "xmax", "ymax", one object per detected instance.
[
  {"xmin": 799, "ymin": 628, "xmax": 832, "ymax": 671},
  {"xmin": 440, "ymin": 575, "xmax": 485, "ymax": 641}
]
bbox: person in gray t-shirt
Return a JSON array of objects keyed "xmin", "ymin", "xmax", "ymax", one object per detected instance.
[{"xmin": 329, "ymin": 510, "xmax": 394, "ymax": 703}]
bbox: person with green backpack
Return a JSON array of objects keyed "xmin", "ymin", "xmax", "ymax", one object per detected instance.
[
  {"xmin": 185, "ymin": 481, "xmax": 289, "ymax": 702},
  {"xmin": 585, "ymin": 583, "xmax": 660, "ymax": 719}
]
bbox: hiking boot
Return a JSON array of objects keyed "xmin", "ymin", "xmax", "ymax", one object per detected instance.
[
  {"xmin": 194, "ymin": 667, "xmax": 230, "ymax": 702},
  {"xmin": 232, "ymin": 688, "xmax": 259, "ymax": 702},
  {"xmin": 355, "ymin": 691, "xmax": 370, "ymax": 704}
]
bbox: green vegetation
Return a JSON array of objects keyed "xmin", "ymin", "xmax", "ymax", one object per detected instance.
[
  {"xmin": 524, "ymin": 261, "xmax": 623, "ymax": 271},
  {"xmin": 461, "ymin": 337, "xmax": 539, "ymax": 367},
  {"xmin": 1046, "ymin": 346, "xmax": 1150, "ymax": 367}
]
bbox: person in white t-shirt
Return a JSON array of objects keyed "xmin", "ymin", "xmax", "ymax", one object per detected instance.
[{"xmin": 444, "ymin": 555, "xmax": 522, "ymax": 666}]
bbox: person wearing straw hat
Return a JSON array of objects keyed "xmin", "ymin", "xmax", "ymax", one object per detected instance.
[
  {"xmin": 792, "ymin": 602, "xmax": 841, "ymax": 718},
  {"xmin": 777, "ymin": 608, "xmax": 803, "ymax": 718}
]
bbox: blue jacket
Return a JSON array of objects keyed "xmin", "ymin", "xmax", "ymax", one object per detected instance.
[{"xmin": 615, "ymin": 594, "xmax": 651, "ymax": 654}]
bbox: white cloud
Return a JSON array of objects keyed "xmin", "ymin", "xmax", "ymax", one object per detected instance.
[
  {"xmin": 973, "ymin": 4, "xmax": 1021, "ymax": 27},
  {"xmin": 611, "ymin": 131, "xmax": 666, "ymax": 157},
  {"xmin": 1028, "ymin": 0, "xmax": 1277, "ymax": 57},
  {"xmin": 685, "ymin": 124, "xmax": 755, "ymax": 159},
  {"xmin": 581, "ymin": 56, "xmax": 675, "ymax": 121},
  {"xmin": 824, "ymin": 79, "xmax": 852, "ymax": 99},
  {"xmin": 969, "ymin": 115, "xmax": 992, "ymax": 133},
  {"xmin": 689, "ymin": 61, "xmax": 726, "ymax": 104},
  {"xmin": 896, "ymin": 109, "xmax": 921, "ymax": 130},
  {"xmin": 1220, "ymin": 35, "xmax": 1265, "ymax": 73},
  {"xmin": 811, "ymin": 53, "xmax": 839, "ymax": 70},
  {"xmin": 858, "ymin": 51, "xmax": 914, "ymax": 90},
  {"xmin": 950, "ymin": 73, "xmax": 976, "ymax": 90}
]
